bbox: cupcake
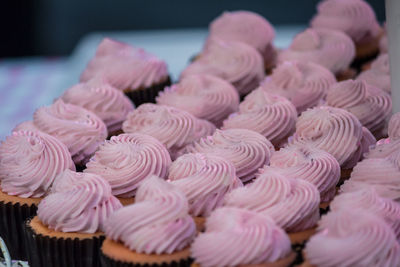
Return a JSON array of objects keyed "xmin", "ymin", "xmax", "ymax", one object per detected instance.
[
  {"xmin": 168, "ymin": 153, "xmax": 242, "ymax": 230},
  {"xmin": 24, "ymin": 170, "xmax": 122, "ymax": 267},
  {"xmin": 222, "ymin": 89, "xmax": 297, "ymax": 148},
  {"xmin": 85, "ymin": 133, "xmax": 172, "ymax": 206},
  {"xmin": 185, "ymin": 128, "xmax": 274, "ymax": 183},
  {"xmin": 61, "ymin": 79, "xmax": 134, "ymax": 136},
  {"xmin": 181, "ymin": 39, "xmax": 265, "ymax": 96},
  {"xmin": 303, "ymin": 209, "xmax": 400, "ymax": 267},
  {"xmin": 191, "ymin": 207, "xmax": 295, "ymax": 267},
  {"xmin": 224, "ymin": 167, "xmax": 320, "ymax": 244},
  {"xmin": 278, "ymin": 28, "xmax": 356, "ymax": 81},
  {"xmin": 259, "ymin": 61, "xmax": 336, "ymax": 114},
  {"xmin": 100, "ymin": 176, "xmax": 196, "ymax": 267},
  {"xmin": 325, "ymin": 79, "xmax": 392, "ymax": 138},
  {"xmin": 357, "ymin": 53, "xmax": 391, "ymax": 94},
  {"xmin": 380, "ymin": 26, "xmax": 388, "ymax": 54},
  {"xmin": 289, "ymin": 106, "xmax": 376, "ymax": 180},
  {"xmin": 205, "ymin": 10, "xmax": 276, "ymax": 71},
  {"xmin": 0, "ymin": 130, "xmax": 74, "ymax": 260},
  {"xmin": 14, "ymin": 99, "xmax": 108, "ymax": 168},
  {"xmin": 122, "ymin": 104, "xmax": 215, "ymax": 159},
  {"xmin": 310, "ymin": 0, "xmax": 382, "ymax": 65},
  {"xmin": 269, "ymin": 144, "xmax": 340, "ymax": 205},
  {"xmin": 80, "ymin": 38, "xmax": 171, "ymax": 106}
]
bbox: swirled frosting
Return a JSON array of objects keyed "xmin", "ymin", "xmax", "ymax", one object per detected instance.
[
  {"xmin": 105, "ymin": 176, "xmax": 196, "ymax": 254},
  {"xmin": 278, "ymin": 28, "xmax": 355, "ymax": 74},
  {"xmin": 331, "ymin": 188, "xmax": 400, "ymax": 239},
  {"xmin": 122, "ymin": 104, "xmax": 215, "ymax": 159},
  {"xmin": 0, "ymin": 131, "xmax": 75, "ymax": 198},
  {"xmin": 305, "ymin": 209, "xmax": 400, "ymax": 267},
  {"xmin": 181, "ymin": 39, "xmax": 265, "ymax": 96},
  {"xmin": 185, "ymin": 129, "xmax": 274, "ymax": 183},
  {"xmin": 85, "ymin": 133, "xmax": 171, "ymax": 197},
  {"xmin": 61, "ymin": 80, "xmax": 134, "ymax": 133},
  {"xmin": 290, "ymin": 106, "xmax": 376, "ymax": 168},
  {"xmin": 260, "ymin": 61, "xmax": 336, "ymax": 113},
  {"xmin": 191, "ymin": 207, "xmax": 291, "ymax": 267},
  {"xmin": 168, "ymin": 153, "xmax": 242, "ymax": 217},
  {"xmin": 156, "ymin": 74, "xmax": 239, "ymax": 126},
  {"xmin": 357, "ymin": 53, "xmax": 391, "ymax": 94},
  {"xmin": 224, "ymin": 167, "xmax": 320, "ymax": 232},
  {"xmin": 269, "ymin": 144, "xmax": 340, "ymax": 202},
  {"xmin": 222, "ymin": 89, "xmax": 297, "ymax": 147},
  {"xmin": 311, "ymin": 0, "xmax": 381, "ymax": 45},
  {"xmin": 37, "ymin": 170, "xmax": 122, "ymax": 233},
  {"xmin": 326, "ymin": 80, "xmax": 392, "ymax": 134},
  {"xmin": 80, "ymin": 38, "xmax": 168, "ymax": 90}
]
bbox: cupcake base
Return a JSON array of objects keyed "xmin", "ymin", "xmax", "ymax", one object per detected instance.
[
  {"xmin": 288, "ymin": 228, "xmax": 317, "ymax": 245},
  {"xmin": 193, "ymin": 216, "xmax": 206, "ymax": 233},
  {"xmin": 124, "ymin": 77, "xmax": 172, "ymax": 107},
  {"xmin": 101, "ymin": 238, "xmax": 192, "ymax": 267},
  {"xmin": 335, "ymin": 68, "xmax": 357, "ymax": 81},
  {"xmin": 117, "ymin": 197, "xmax": 135, "ymax": 206},
  {"xmin": 0, "ymin": 189, "xmax": 41, "ymax": 261}
]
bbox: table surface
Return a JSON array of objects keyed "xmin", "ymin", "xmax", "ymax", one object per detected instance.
[{"xmin": 0, "ymin": 25, "xmax": 305, "ymax": 140}]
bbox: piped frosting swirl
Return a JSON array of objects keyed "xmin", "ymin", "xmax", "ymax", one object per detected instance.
[{"xmin": 357, "ymin": 53, "xmax": 391, "ymax": 94}]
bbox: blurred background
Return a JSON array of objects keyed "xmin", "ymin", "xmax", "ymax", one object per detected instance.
[{"xmin": 0, "ymin": 0, "xmax": 385, "ymax": 138}]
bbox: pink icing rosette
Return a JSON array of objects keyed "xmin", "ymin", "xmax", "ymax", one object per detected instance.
[
  {"xmin": 37, "ymin": 170, "xmax": 122, "ymax": 233},
  {"xmin": 156, "ymin": 74, "xmax": 239, "ymax": 126},
  {"xmin": 122, "ymin": 104, "xmax": 215, "ymax": 159},
  {"xmin": 191, "ymin": 207, "xmax": 292, "ymax": 267},
  {"xmin": 278, "ymin": 28, "xmax": 355, "ymax": 74},
  {"xmin": 0, "ymin": 130, "xmax": 75, "ymax": 198},
  {"xmin": 260, "ymin": 61, "xmax": 336, "ymax": 113},
  {"xmin": 290, "ymin": 106, "xmax": 376, "ymax": 169},
  {"xmin": 357, "ymin": 53, "xmax": 391, "ymax": 94},
  {"xmin": 185, "ymin": 128, "xmax": 274, "ymax": 183},
  {"xmin": 222, "ymin": 89, "xmax": 297, "ymax": 147},
  {"xmin": 61, "ymin": 80, "xmax": 134, "ymax": 133},
  {"xmin": 181, "ymin": 39, "xmax": 265, "ymax": 96},
  {"xmin": 269, "ymin": 144, "xmax": 340, "ymax": 202},
  {"xmin": 305, "ymin": 209, "xmax": 400, "ymax": 267},
  {"xmin": 80, "ymin": 38, "xmax": 168, "ymax": 90},
  {"xmin": 85, "ymin": 133, "xmax": 171, "ymax": 198},
  {"xmin": 168, "ymin": 153, "xmax": 242, "ymax": 217},
  {"xmin": 326, "ymin": 80, "xmax": 392, "ymax": 134},
  {"xmin": 224, "ymin": 167, "xmax": 320, "ymax": 233},
  {"xmin": 105, "ymin": 176, "xmax": 196, "ymax": 254}
]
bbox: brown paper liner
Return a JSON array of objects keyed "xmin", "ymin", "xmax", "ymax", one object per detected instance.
[
  {"xmin": 0, "ymin": 190, "xmax": 41, "ymax": 260},
  {"xmin": 124, "ymin": 76, "xmax": 171, "ymax": 107},
  {"xmin": 117, "ymin": 197, "xmax": 135, "ymax": 206},
  {"xmin": 193, "ymin": 217, "xmax": 206, "ymax": 233},
  {"xmin": 335, "ymin": 68, "xmax": 357, "ymax": 81},
  {"xmin": 339, "ymin": 169, "xmax": 352, "ymax": 185},
  {"xmin": 101, "ymin": 238, "xmax": 192, "ymax": 267},
  {"xmin": 288, "ymin": 227, "xmax": 317, "ymax": 245},
  {"xmin": 24, "ymin": 216, "xmax": 104, "ymax": 267}
]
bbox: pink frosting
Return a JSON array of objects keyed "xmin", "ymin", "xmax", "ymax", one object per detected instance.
[
  {"xmin": 191, "ymin": 207, "xmax": 291, "ymax": 267},
  {"xmin": 357, "ymin": 53, "xmax": 391, "ymax": 94},
  {"xmin": 224, "ymin": 167, "xmax": 320, "ymax": 232},
  {"xmin": 80, "ymin": 38, "xmax": 168, "ymax": 90},
  {"xmin": 61, "ymin": 80, "xmax": 134, "ymax": 133},
  {"xmin": 222, "ymin": 89, "xmax": 297, "ymax": 147},
  {"xmin": 331, "ymin": 188, "xmax": 400, "ymax": 240},
  {"xmin": 260, "ymin": 61, "xmax": 336, "ymax": 113},
  {"xmin": 269, "ymin": 144, "xmax": 340, "ymax": 202},
  {"xmin": 122, "ymin": 104, "xmax": 215, "ymax": 159},
  {"xmin": 305, "ymin": 209, "xmax": 400, "ymax": 267},
  {"xmin": 181, "ymin": 39, "xmax": 265, "ymax": 96},
  {"xmin": 185, "ymin": 129, "xmax": 274, "ymax": 183},
  {"xmin": 290, "ymin": 106, "xmax": 376, "ymax": 168},
  {"xmin": 278, "ymin": 28, "xmax": 355, "ymax": 74},
  {"xmin": 105, "ymin": 176, "xmax": 196, "ymax": 254},
  {"xmin": 37, "ymin": 170, "xmax": 122, "ymax": 233},
  {"xmin": 168, "ymin": 153, "xmax": 242, "ymax": 217},
  {"xmin": 206, "ymin": 10, "xmax": 276, "ymax": 67},
  {"xmin": 0, "ymin": 131, "xmax": 75, "ymax": 198},
  {"xmin": 311, "ymin": 0, "xmax": 381, "ymax": 45},
  {"xmin": 156, "ymin": 74, "xmax": 239, "ymax": 126},
  {"xmin": 326, "ymin": 80, "xmax": 392, "ymax": 134},
  {"xmin": 85, "ymin": 133, "xmax": 171, "ymax": 197},
  {"xmin": 380, "ymin": 32, "xmax": 388, "ymax": 53}
]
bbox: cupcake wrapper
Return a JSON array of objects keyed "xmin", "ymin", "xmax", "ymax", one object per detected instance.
[
  {"xmin": 0, "ymin": 201, "xmax": 37, "ymax": 261},
  {"xmin": 100, "ymin": 252, "xmax": 192, "ymax": 267},
  {"xmin": 125, "ymin": 77, "xmax": 172, "ymax": 107},
  {"xmin": 23, "ymin": 219, "xmax": 104, "ymax": 267}
]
